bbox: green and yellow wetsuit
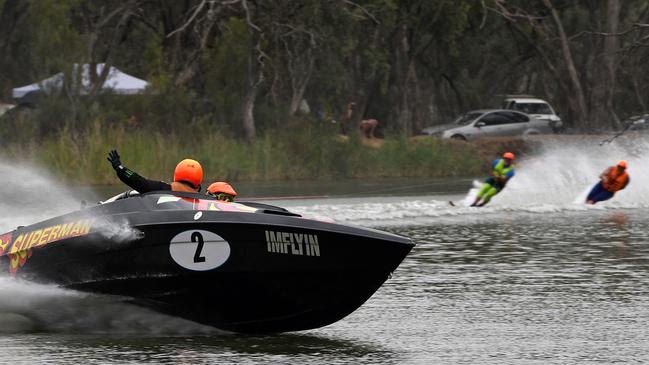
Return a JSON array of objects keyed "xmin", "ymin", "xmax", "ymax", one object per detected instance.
[{"xmin": 475, "ymin": 158, "xmax": 515, "ymax": 205}]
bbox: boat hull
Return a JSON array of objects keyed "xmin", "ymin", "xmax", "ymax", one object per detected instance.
[{"xmin": 0, "ymin": 197, "xmax": 414, "ymax": 333}]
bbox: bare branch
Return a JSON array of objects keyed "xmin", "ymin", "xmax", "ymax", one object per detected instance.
[
  {"xmin": 96, "ymin": 0, "xmax": 138, "ymax": 29},
  {"xmin": 487, "ymin": 0, "xmax": 544, "ymax": 22},
  {"xmin": 566, "ymin": 23, "xmax": 649, "ymax": 57},
  {"xmin": 341, "ymin": 0, "xmax": 380, "ymax": 25},
  {"xmin": 166, "ymin": 0, "xmax": 208, "ymax": 38},
  {"xmin": 166, "ymin": 0, "xmax": 242, "ymax": 39},
  {"xmin": 241, "ymin": 0, "xmax": 261, "ymax": 32},
  {"xmin": 479, "ymin": 0, "xmax": 487, "ymax": 29},
  {"xmin": 273, "ymin": 22, "xmax": 318, "ymax": 46},
  {"xmin": 570, "ymin": 23, "xmax": 649, "ymax": 41}
]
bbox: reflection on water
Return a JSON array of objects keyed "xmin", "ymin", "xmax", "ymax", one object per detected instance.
[
  {"xmin": 0, "ymin": 333, "xmax": 391, "ymax": 364},
  {"xmin": 370, "ymin": 210, "xmax": 649, "ymax": 364}
]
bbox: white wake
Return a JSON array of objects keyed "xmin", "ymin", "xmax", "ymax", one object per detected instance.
[{"xmin": 287, "ymin": 136, "xmax": 649, "ymax": 226}]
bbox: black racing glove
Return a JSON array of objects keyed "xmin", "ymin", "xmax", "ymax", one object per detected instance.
[{"xmin": 107, "ymin": 149, "xmax": 122, "ymax": 170}]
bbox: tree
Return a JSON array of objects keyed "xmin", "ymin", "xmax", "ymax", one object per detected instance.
[
  {"xmin": 488, "ymin": 0, "xmax": 647, "ymax": 130},
  {"xmin": 0, "ymin": 0, "xmax": 30, "ymax": 96}
]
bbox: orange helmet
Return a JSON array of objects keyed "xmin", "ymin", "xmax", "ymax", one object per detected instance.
[
  {"xmin": 173, "ymin": 159, "xmax": 203, "ymax": 189},
  {"xmin": 207, "ymin": 182, "xmax": 237, "ymax": 202},
  {"xmin": 503, "ymin": 152, "xmax": 515, "ymax": 160},
  {"xmin": 207, "ymin": 182, "xmax": 237, "ymax": 196},
  {"xmin": 617, "ymin": 160, "xmax": 628, "ymax": 168}
]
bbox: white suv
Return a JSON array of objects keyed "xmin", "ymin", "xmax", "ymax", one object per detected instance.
[{"xmin": 502, "ymin": 96, "xmax": 563, "ymax": 131}]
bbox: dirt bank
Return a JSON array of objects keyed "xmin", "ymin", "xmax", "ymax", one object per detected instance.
[{"xmin": 472, "ymin": 136, "xmax": 544, "ymax": 163}]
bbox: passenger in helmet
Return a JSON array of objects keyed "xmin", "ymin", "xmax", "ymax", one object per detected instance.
[
  {"xmin": 107, "ymin": 149, "xmax": 203, "ymax": 193},
  {"xmin": 206, "ymin": 181, "xmax": 237, "ymax": 202},
  {"xmin": 470, "ymin": 152, "xmax": 516, "ymax": 207}
]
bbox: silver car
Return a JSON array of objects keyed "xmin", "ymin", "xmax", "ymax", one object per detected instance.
[{"xmin": 421, "ymin": 109, "xmax": 555, "ymax": 141}]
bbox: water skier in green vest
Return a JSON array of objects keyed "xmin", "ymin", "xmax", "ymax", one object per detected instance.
[{"xmin": 470, "ymin": 152, "xmax": 516, "ymax": 207}]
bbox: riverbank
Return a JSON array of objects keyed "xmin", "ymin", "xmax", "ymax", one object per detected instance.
[{"xmin": 2, "ymin": 122, "xmax": 503, "ymax": 184}]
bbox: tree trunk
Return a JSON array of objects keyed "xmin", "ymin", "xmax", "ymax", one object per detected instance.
[
  {"xmin": 604, "ymin": 0, "xmax": 620, "ymax": 128},
  {"xmin": 394, "ymin": 25, "xmax": 411, "ymax": 134},
  {"xmin": 242, "ymin": 78, "xmax": 260, "ymax": 142},
  {"xmin": 0, "ymin": 0, "xmax": 26, "ymax": 59},
  {"xmin": 243, "ymin": 31, "xmax": 263, "ymax": 142},
  {"xmin": 0, "ymin": 0, "xmax": 28, "ymax": 96},
  {"xmin": 630, "ymin": 75, "xmax": 647, "ymax": 111},
  {"xmin": 441, "ymin": 74, "xmax": 464, "ymax": 116},
  {"xmin": 408, "ymin": 61, "xmax": 424, "ymax": 133},
  {"xmin": 392, "ymin": 24, "xmax": 424, "ymax": 135},
  {"xmin": 542, "ymin": 0, "xmax": 589, "ymax": 130},
  {"xmin": 588, "ymin": 0, "xmax": 620, "ymax": 130},
  {"xmin": 88, "ymin": 61, "xmax": 112, "ymax": 96},
  {"xmin": 288, "ymin": 50, "xmax": 315, "ymax": 116}
]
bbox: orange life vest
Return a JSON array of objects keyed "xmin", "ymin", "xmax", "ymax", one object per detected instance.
[
  {"xmin": 603, "ymin": 167, "xmax": 629, "ymax": 192},
  {"xmin": 171, "ymin": 181, "xmax": 198, "ymax": 193}
]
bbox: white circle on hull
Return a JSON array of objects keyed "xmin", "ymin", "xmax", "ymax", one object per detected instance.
[{"xmin": 169, "ymin": 230, "xmax": 230, "ymax": 271}]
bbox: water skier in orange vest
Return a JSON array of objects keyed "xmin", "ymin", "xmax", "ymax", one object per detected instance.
[{"xmin": 586, "ymin": 160, "xmax": 630, "ymax": 204}]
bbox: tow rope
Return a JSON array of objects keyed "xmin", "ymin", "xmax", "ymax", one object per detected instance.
[{"xmin": 600, "ymin": 123, "xmax": 632, "ymax": 145}]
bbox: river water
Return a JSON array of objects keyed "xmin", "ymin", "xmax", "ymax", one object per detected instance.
[{"xmin": 1, "ymin": 137, "xmax": 649, "ymax": 364}]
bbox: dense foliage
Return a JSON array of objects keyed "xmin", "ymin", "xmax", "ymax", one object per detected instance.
[
  {"xmin": 0, "ymin": 119, "xmax": 483, "ymax": 183},
  {"xmin": 1, "ymin": 0, "xmax": 648, "ymax": 139}
]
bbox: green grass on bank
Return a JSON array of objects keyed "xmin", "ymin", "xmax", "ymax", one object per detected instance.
[{"xmin": 3, "ymin": 120, "xmax": 484, "ymax": 184}]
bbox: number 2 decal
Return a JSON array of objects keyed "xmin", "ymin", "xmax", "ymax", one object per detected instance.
[
  {"xmin": 192, "ymin": 232, "xmax": 206, "ymax": 263},
  {"xmin": 169, "ymin": 230, "xmax": 231, "ymax": 271}
]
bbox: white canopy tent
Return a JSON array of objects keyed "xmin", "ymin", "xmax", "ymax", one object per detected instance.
[{"xmin": 12, "ymin": 63, "xmax": 149, "ymax": 99}]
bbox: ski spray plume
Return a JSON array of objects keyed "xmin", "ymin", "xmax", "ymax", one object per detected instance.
[
  {"xmin": 490, "ymin": 135, "xmax": 649, "ymax": 209},
  {"xmin": 0, "ymin": 161, "xmax": 215, "ymax": 334},
  {"xmin": 289, "ymin": 135, "xmax": 649, "ymax": 226},
  {"xmin": 0, "ymin": 160, "xmax": 84, "ymax": 233},
  {"xmin": 0, "ymin": 277, "xmax": 219, "ymax": 334}
]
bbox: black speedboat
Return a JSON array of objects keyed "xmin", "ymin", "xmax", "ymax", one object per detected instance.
[{"xmin": 0, "ymin": 191, "xmax": 414, "ymax": 333}]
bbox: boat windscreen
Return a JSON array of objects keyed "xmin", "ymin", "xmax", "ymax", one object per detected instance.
[
  {"xmin": 143, "ymin": 194, "xmax": 260, "ymax": 213},
  {"xmin": 100, "ymin": 190, "xmax": 140, "ymax": 204}
]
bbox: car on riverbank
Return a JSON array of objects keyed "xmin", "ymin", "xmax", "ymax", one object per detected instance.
[
  {"xmin": 421, "ymin": 109, "xmax": 555, "ymax": 141},
  {"xmin": 623, "ymin": 113, "xmax": 649, "ymax": 131},
  {"xmin": 0, "ymin": 103, "xmax": 14, "ymax": 117},
  {"xmin": 502, "ymin": 96, "xmax": 563, "ymax": 131}
]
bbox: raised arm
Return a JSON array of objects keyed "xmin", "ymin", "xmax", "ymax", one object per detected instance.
[{"xmin": 107, "ymin": 150, "xmax": 170, "ymax": 193}]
